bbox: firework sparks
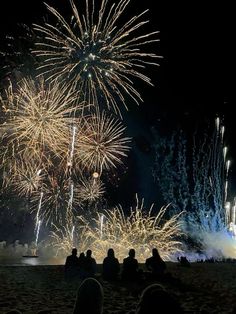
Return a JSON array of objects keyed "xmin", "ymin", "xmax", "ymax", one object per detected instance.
[
  {"xmin": 48, "ymin": 220, "xmax": 91, "ymax": 257},
  {"xmin": 76, "ymin": 176, "xmax": 105, "ymax": 202},
  {"xmin": 0, "ymin": 78, "xmax": 82, "ymax": 165},
  {"xmin": 75, "ymin": 111, "xmax": 130, "ymax": 172},
  {"xmin": 33, "ymin": 0, "xmax": 161, "ymax": 114},
  {"xmin": 49, "ymin": 223, "xmax": 75, "ymax": 257},
  {"xmin": 48, "ymin": 195, "xmax": 184, "ymax": 262},
  {"xmin": 0, "ymin": 24, "xmax": 36, "ymax": 83},
  {"xmin": 11, "ymin": 162, "xmax": 44, "ymax": 197},
  {"xmin": 88, "ymin": 196, "xmax": 184, "ymax": 261},
  {"xmin": 31, "ymin": 174, "xmax": 80, "ymax": 225}
]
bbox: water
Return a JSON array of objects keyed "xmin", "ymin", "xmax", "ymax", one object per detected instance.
[{"xmin": 0, "ymin": 256, "xmax": 64, "ymax": 266}]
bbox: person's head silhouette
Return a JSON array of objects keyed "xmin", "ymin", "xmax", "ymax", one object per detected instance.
[
  {"xmin": 129, "ymin": 249, "xmax": 135, "ymax": 258},
  {"xmin": 152, "ymin": 248, "xmax": 161, "ymax": 258},
  {"xmin": 72, "ymin": 248, "xmax": 77, "ymax": 256},
  {"xmin": 86, "ymin": 249, "xmax": 92, "ymax": 257},
  {"xmin": 107, "ymin": 248, "xmax": 115, "ymax": 258}
]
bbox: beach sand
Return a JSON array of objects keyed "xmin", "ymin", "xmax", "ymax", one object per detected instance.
[{"xmin": 1, "ymin": 262, "xmax": 236, "ymax": 313}]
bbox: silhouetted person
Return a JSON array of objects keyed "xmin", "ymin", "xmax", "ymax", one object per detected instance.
[
  {"xmin": 83, "ymin": 249, "xmax": 97, "ymax": 278},
  {"xmin": 65, "ymin": 248, "xmax": 79, "ymax": 280},
  {"xmin": 102, "ymin": 248, "xmax": 120, "ymax": 281},
  {"xmin": 145, "ymin": 248, "xmax": 166, "ymax": 278},
  {"xmin": 73, "ymin": 277, "xmax": 103, "ymax": 314},
  {"xmin": 135, "ymin": 283, "xmax": 183, "ymax": 314},
  {"xmin": 178, "ymin": 256, "xmax": 191, "ymax": 267},
  {"xmin": 122, "ymin": 248, "xmax": 139, "ymax": 281},
  {"xmin": 78, "ymin": 252, "xmax": 86, "ymax": 279}
]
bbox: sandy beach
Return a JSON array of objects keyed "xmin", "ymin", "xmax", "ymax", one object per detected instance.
[{"xmin": 1, "ymin": 262, "xmax": 236, "ymax": 313}]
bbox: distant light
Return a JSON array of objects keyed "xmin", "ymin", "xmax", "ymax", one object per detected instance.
[{"xmin": 92, "ymin": 172, "xmax": 99, "ymax": 179}]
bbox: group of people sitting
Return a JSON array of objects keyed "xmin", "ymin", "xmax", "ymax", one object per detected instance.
[
  {"xmin": 65, "ymin": 247, "xmax": 183, "ymax": 313},
  {"xmin": 65, "ymin": 247, "xmax": 167, "ymax": 282},
  {"xmin": 65, "ymin": 249, "xmax": 97, "ymax": 280}
]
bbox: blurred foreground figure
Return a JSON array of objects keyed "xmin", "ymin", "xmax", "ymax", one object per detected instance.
[
  {"xmin": 135, "ymin": 283, "xmax": 183, "ymax": 314},
  {"xmin": 73, "ymin": 277, "xmax": 104, "ymax": 314}
]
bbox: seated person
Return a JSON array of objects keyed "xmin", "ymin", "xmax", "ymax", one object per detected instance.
[
  {"xmin": 78, "ymin": 252, "xmax": 86, "ymax": 279},
  {"xmin": 102, "ymin": 248, "xmax": 120, "ymax": 281},
  {"xmin": 65, "ymin": 248, "xmax": 79, "ymax": 280},
  {"xmin": 83, "ymin": 249, "xmax": 97, "ymax": 278},
  {"xmin": 178, "ymin": 256, "xmax": 191, "ymax": 267},
  {"xmin": 145, "ymin": 248, "xmax": 166, "ymax": 278},
  {"xmin": 121, "ymin": 248, "xmax": 139, "ymax": 281}
]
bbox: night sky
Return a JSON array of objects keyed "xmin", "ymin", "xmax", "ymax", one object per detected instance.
[{"xmin": 0, "ymin": 1, "xmax": 232, "ymax": 204}]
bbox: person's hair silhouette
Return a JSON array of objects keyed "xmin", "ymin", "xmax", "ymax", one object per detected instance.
[
  {"xmin": 73, "ymin": 277, "xmax": 103, "ymax": 314},
  {"xmin": 136, "ymin": 283, "xmax": 183, "ymax": 313}
]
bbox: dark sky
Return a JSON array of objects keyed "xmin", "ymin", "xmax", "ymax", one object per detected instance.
[{"xmin": 0, "ymin": 0, "xmax": 233, "ymax": 195}]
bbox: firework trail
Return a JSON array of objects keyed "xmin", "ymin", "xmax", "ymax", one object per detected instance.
[{"xmin": 35, "ymin": 220, "xmax": 41, "ymax": 246}]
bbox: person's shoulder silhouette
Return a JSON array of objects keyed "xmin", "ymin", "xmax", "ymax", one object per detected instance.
[
  {"xmin": 83, "ymin": 249, "xmax": 97, "ymax": 277},
  {"xmin": 122, "ymin": 249, "xmax": 138, "ymax": 280},
  {"xmin": 145, "ymin": 248, "xmax": 166, "ymax": 276},
  {"xmin": 65, "ymin": 248, "xmax": 79, "ymax": 267}
]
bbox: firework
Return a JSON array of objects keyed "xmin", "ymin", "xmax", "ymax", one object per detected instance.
[
  {"xmin": 76, "ymin": 176, "xmax": 105, "ymax": 203},
  {"xmin": 31, "ymin": 174, "xmax": 79, "ymax": 225},
  {"xmin": 75, "ymin": 111, "xmax": 130, "ymax": 172},
  {"xmin": 33, "ymin": 0, "xmax": 161, "ymax": 114},
  {"xmin": 89, "ymin": 196, "xmax": 184, "ymax": 261},
  {"xmin": 48, "ymin": 195, "xmax": 184, "ymax": 262},
  {"xmin": 12, "ymin": 161, "xmax": 44, "ymax": 197},
  {"xmin": 0, "ymin": 78, "xmax": 82, "ymax": 166},
  {"xmin": 48, "ymin": 223, "xmax": 75, "ymax": 257},
  {"xmin": 48, "ymin": 220, "xmax": 92, "ymax": 257}
]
